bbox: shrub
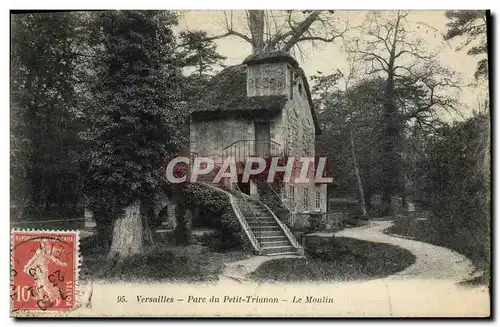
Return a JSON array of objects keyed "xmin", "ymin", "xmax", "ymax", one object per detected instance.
[
  {"xmin": 166, "ymin": 183, "xmax": 245, "ymax": 249},
  {"xmin": 419, "ymin": 114, "xmax": 490, "ymax": 275},
  {"xmin": 308, "ymin": 213, "xmax": 325, "ymax": 231}
]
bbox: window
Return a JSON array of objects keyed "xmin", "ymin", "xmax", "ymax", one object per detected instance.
[
  {"xmin": 315, "ymin": 188, "xmax": 321, "ymax": 210},
  {"xmin": 298, "ymin": 82, "xmax": 303, "ymax": 96},
  {"xmin": 303, "ymin": 186, "xmax": 309, "ymax": 210}
]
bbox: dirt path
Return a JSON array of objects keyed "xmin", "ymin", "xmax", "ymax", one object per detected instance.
[
  {"xmin": 335, "ymin": 220, "xmax": 476, "ymax": 281},
  {"xmin": 221, "ymin": 220, "xmax": 476, "ymax": 283}
]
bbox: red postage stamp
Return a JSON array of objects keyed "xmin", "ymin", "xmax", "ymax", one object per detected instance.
[{"xmin": 10, "ymin": 230, "xmax": 79, "ymax": 312}]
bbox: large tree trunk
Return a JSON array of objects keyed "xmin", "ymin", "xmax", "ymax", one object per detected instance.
[
  {"xmin": 108, "ymin": 200, "xmax": 143, "ymax": 261},
  {"xmin": 380, "ymin": 102, "xmax": 404, "ymax": 216},
  {"xmin": 107, "ymin": 197, "xmax": 157, "ymax": 261},
  {"xmin": 350, "ymin": 130, "xmax": 367, "ymax": 217},
  {"xmin": 379, "ymin": 16, "xmax": 404, "ymax": 216},
  {"xmin": 247, "ymin": 10, "xmax": 265, "ymax": 54},
  {"xmin": 95, "ymin": 218, "xmax": 113, "ymax": 252},
  {"xmin": 141, "ymin": 197, "xmax": 156, "ymax": 246}
]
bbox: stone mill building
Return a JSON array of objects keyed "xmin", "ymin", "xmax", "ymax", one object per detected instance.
[{"xmin": 188, "ymin": 51, "xmax": 328, "ymax": 255}]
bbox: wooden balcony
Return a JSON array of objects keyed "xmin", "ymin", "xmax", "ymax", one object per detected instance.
[{"xmin": 221, "ymin": 139, "xmax": 285, "ymax": 163}]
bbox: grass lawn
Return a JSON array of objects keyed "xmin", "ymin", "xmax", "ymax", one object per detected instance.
[
  {"xmin": 250, "ymin": 237, "xmax": 416, "ymax": 283},
  {"xmin": 80, "ymin": 235, "xmax": 250, "ymax": 283},
  {"xmin": 384, "ymin": 214, "xmax": 431, "ymax": 240},
  {"xmin": 386, "ymin": 214, "xmax": 490, "ymax": 286}
]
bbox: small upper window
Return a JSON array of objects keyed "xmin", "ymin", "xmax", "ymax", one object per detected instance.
[{"xmin": 298, "ymin": 82, "xmax": 303, "ymax": 96}]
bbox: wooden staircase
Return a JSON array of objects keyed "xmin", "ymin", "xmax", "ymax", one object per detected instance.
[
  {"xmin": 234, "ymin": 195, "xmax": 301, "ymax": 256},
  {"xmin": 194, "ymin": 160, "xmax": 302, "ymax": 256}
]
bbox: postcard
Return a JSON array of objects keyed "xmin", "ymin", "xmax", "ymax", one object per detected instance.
[{"xmin": 10, "ymin": 9, "xmax": 490, "ymax": 318}]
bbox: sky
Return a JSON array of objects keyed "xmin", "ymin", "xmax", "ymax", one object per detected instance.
[{"xmin": 176, "ymin": 10, "xmax": 489, "ymax": 121}]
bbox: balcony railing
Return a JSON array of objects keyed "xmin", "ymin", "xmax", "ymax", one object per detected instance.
[{"xmin": 221, "ymin": 140, "xmax": 283, "ymax": 162}]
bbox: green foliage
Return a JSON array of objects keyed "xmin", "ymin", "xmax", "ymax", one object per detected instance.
[
  {"xmin": 444, "ymin": 10, "xmax": 488, "ymax": 79},
  {"xmin": 177, "ymin": 30, "xmax": 226, "ymax": 102},
  {"xmin": 11, "ymin": 12, "xmax": 85, "ymax": 211},
  {"xmin": 178, "ymin": 30, "xmax": 226, "ymax": 78},
  {"xmin": 344, "ymin": 12, "xmax": 462, "ymax": 213},
  {"xmin": 167, "ymin": 183, "xmax": 245, "ymax": 249},
  {"xmin": 419, "ymin": 113, "xmax": 490, "ymax": 271},
  {"xmin": 308, "ymin": 213, "xmax": 325, "ymax": 231},
  {"xmin": 80, "ymin": 11, "xmax": 186, "ymax": 221},
  {"xmin": 313, "ymin": 64, "xmax": 459, "ymax": 213},
  {"xmin": 314, "ymin": 76, "xmax": 385, "ymax": 202}
]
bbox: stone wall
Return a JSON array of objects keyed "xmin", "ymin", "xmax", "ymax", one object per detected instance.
[
  {"xmin": 286, "ymin": 75, "xmax": 315, "ymax": 157},
  {"xmin": 190, "ymin": 116, "xmax": 255, "ymax": 157},
  {"xmin": 277, "ymin": 72, "xmax": 326, "ymax": 215},
  {"xmin": 268, "ymin": 66, "xmax": 315, "ymax": 159}
]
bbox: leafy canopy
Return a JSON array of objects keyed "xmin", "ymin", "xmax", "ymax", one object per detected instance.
[{"xmin": 81, "ymin": 11, "xmax": 186, "ymax": 216}]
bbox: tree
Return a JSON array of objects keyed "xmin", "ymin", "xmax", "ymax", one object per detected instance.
[
  {"xmin": 314, "ymin": 70, "xmax": 386, "ymax": 214},
  {"xmin": 444, "ymin": 10, "xmax": 488, "ymax": 79},
  {"xmin": 189, "ymin": 10, "xmax": 348, "ymax": 55},
  {"xmin": 178, "ymin": 30, "xmax": 226, "ymax": 80},
  {"xmin": 177, "ymin": 30, "xmax": 226, "ymax": 99},
  {"xmin": 349, "ymin": 11, "xmax": 460, "ymax": 214},
  {"xmin": 419, "ymin": 113, "xmax": 490, "ymax": 274},
  {"xmin": 11, "ymin": 12, "xmax": 86, "ymax": 217},
  {"xmin": 80, "ymin": 11, "xmax": 185, "ymax": 260},
  {"xmin": 313, "ymin": 75, "xmax": 383, "ymax": 211}
]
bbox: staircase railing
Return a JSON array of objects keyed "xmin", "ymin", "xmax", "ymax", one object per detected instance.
[
  {"xmin": 221, "ymin": 140, "xmax": 283, "ymax": 162},
  {"xmin": 268, "ymin": 183, "xmax": 296, "ymax": 227},
  {"xmin": 200, "ymin": 183, "xmax": 262, "ymax": 253},
  {"xmin": 234, "ymin": 183, "xmax": 261, "ymax": 241},
  {"xmin": 240, "ymin": 192, "xmax": 301, "ymax": 250}
]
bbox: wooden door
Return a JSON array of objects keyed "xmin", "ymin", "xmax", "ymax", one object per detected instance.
[{"xmin": 255, "ymin": 122, "xmax": 270, "ymax": 157}]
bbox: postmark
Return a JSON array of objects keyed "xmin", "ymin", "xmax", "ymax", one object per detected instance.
[{"xmin": 10, "ymin": 230, "xmax": 79, "ymax": 313}]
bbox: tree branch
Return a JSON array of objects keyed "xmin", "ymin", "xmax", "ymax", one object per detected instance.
[
  {"xmin": 357, "ymin": 49, "xmax": 390, "ymax": 69},
  {"xmin": 278, "ymin": 11, "xmax": 323, "ymax": 52},
  {"xmin": 296, "ymin": 34, "xmax": 343, "ymax": 43},
  {"xmin": 178, "ymin": 30, "xmax": 252, "ymax": 48}
]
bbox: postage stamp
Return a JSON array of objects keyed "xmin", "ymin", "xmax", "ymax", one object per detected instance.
[{"xmin": 10, "ymin": 230, "xmax": 79, "ymax": 313}]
